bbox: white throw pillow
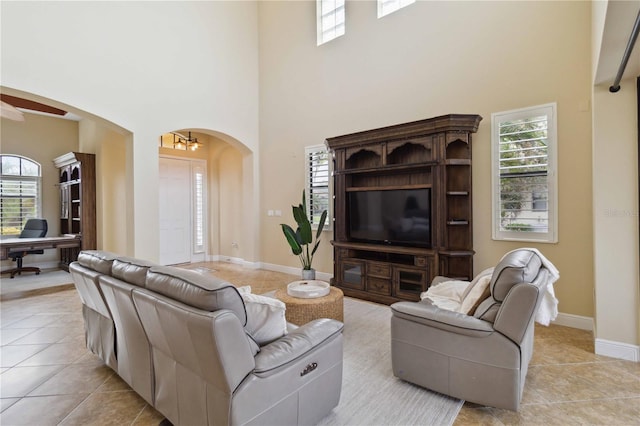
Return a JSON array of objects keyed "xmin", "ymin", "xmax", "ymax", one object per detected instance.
[{"xmin": 236, "ymin": 286, "xmax": 287, "ymax": 346}]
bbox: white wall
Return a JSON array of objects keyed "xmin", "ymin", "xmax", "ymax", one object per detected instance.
[{"xmin": 1, "ymin": 1, "xmax": 260, "ymax": 261}]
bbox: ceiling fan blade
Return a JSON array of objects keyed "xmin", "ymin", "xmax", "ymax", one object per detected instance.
[{"xmin": 1, "ymin": 100, "xmax": 25, "ymax": 121}]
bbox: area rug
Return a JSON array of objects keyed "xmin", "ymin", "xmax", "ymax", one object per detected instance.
[{"xmin": 318, "ymin": 297, "xmax": 464, "ymax": 426}]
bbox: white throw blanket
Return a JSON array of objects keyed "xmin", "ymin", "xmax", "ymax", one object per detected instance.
[
  {"xmin": 422, "ymin": 249, "xmax": 560, "ymax": 325},
  {"xmin": 502, "ymin": 248, "xmax": 560, "ymax": 326}
]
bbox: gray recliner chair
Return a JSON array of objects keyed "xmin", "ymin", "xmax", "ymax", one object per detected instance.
[{"xmin": 390, "ymin": 249, "xmax": 551, "ymax": 411}]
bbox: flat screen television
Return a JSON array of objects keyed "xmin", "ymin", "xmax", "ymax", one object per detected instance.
[{"xmin": 348, "ymin": 188, "xmax": 431, "ymax": 248}]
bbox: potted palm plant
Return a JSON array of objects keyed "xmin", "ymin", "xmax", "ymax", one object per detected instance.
[{"xmin": 281, "ymin": 190, "xmax": 328, "ymax": 280}]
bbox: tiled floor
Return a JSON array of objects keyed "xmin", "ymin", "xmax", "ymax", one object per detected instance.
[{"xmin": 1, "ymin": 262, "xmax": 639, "ymax": 425}]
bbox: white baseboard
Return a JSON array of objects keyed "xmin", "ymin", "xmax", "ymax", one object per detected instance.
[
  {"xmin": 259, "ymin": 262, "xmax": 333, "ymax": 282},
  {"xmin": 209, "ymin": 255, "xmax": 261, "ymax": 269},
  {"xmin": 595, "ymin": 338, "xmax": 640, "ymax": 362},
  {"xmin": 552, "ymin": 312, "xmax": 594, "ymax": 331}
]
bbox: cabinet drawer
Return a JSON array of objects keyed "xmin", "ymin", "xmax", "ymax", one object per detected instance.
[
  {"xmin": 368, "ymin": 262, "xmax": 391, "ymax": 278},
  {"xmin": 367, "ymin": 277, "xmax": 391, "ymax": 296}
]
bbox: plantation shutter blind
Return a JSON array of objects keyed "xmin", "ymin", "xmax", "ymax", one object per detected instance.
[
  {"xmin": 0, "ymin": 177, "xmax": 40, "ymax": 234},
  {"xmin": 492, "ymin": 103, "xmax": 557, "ymax": 243},
  {"xmin": 306, "ymin": 145, "xmax": 331, "ymax": 228}
]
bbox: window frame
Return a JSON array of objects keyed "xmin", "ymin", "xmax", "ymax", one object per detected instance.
[
  {"xmin": 491, "ymin": 103, "xmax": 558, "ymax": 243},
  {"xmin": 305, "ymin": 144, "xmax": 332, "ymax": 231},
  {"xmin": 317, "ymin": 0, "xmax": 345, "ymax": 46},
  {"xmin": 0, "ymin": 155, "xmax": 42, "ymax": 237},
  {"xmin": 377, "ymin": 0, "xmax": 415, "ymax": 18}
]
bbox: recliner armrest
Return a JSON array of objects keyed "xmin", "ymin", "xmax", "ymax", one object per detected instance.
[
  {"xmin": 254, "ymin": 318, "xmax": 343, "ymax": 374},
  {"xmin": 391, "ymin": 301, "xmax": 494, "ymax": 337}
]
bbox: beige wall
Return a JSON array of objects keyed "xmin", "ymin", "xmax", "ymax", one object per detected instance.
[
  {"xmin": 0, "ymin": 113, "xmax": 78, "ymax": 266},
  {"xmin": 79, "ymin": 120, "xmax": 129, "ymax": 254},
  {"xmin": 592, "ymin": 78, "xmax": 639, "ymax": 346},
  {"xmin": 258, "ymin": 1, "xmax": 594, "ymax": 317}
]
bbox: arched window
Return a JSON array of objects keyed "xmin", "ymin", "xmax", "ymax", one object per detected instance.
[{"xmin": 0, "ymin": 155, "xmax": 42, "ymax": 236}]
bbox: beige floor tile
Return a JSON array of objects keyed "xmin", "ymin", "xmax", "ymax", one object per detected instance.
[
  {"xmin": 0, "ymin": 344, "xmax": 49, "ymax": 367},
  {"xmin": 0, "ymin": 394, "xmax": 88, "ymax": 426},
  {"xmin": 0, "ymin": 365, "xmax": 64, "ymax": 398},
  {"xmin": 2, "ymin": 314, "xmax": 69, "ymax": 329},
  {"xmin": 17, "ymin": 342, "xmax": 87, "ymax": 367},
  {"xmin": 0, "ymin": 328, "xmax": 36, "ymax": 346},
  {"xmin": 29, "ymin": 362, "xmax": 114, "ymax": 396},
  {"xmin": 131, "ymin": 404, "xmax": 166, "ymax": 426},
  {"xmin": 95, "ymin": 372, "xmax": 132, "ymax": 393},
  {"xmin": 59, "ymin": 390, "xmax": 147, "ymax": 426},
  {"xmin": 9, "ymin": 327, "xmax": 75, "ymax": 345},
  {"xmin": 0, "ymin": 397, "xmax": 20, "ymax": 413}
]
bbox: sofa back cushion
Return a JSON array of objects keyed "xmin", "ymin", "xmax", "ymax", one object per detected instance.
[
  {"xmin": 112, "ymin": 257, "xmax": 157, "ymax": 287},
  {"xmin": 473, "ymin": 249, "xmax": 543, "ymax": 322},
  {"xmin": 77, "ymin": 250, "xmax": 118, "ymax": 275},
  {"xmin": 145, "ymin": 266, "xmax": 246, "ymax": 325},
  {"xmin": 490, "ymin": 250, "xmax": 542, "ymax": 302}
]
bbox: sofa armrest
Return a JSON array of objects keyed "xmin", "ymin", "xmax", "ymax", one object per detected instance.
[
  {"xmin": 493, "ymin": 283, "xmax": 539, "ymax": 344},
  {"xmin": 254, "ymin": 318, "xmax": 343, "ymax": 374},
  {"xmin": 391, "ymin": 301, "xmax": 494, "ymax": 337}
]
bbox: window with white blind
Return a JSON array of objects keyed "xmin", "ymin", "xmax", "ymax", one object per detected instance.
[
  {"xmin": 305, "ymin": 144, "xmax": 331, "ymax": 229},
  {"xmin": 317, "ymin": 0, "xmax": 345, "ymax": 45},
  {"xmin": 491, "ymin": 103, "xmax": 558, "ymax": 243},
  {"xmin": 193, "ymin": 165, "xmax": 206, "ymax": 253},
  {"xmin": 378, "ymin": 0, "xmax": 415, "ymax": 18},
  {"xmin": 0, "ymin": 155, "xmax": 42, "ymax": 236}
]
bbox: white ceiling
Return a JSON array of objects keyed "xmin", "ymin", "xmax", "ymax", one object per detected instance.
[{"xmin": 594, "ymin": 1, "xmax": 640, "ymax": 87}]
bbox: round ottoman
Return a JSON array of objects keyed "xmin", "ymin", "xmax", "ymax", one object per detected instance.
[{"xmin": 274, "ymin": 286, "xmax": 344, "ymax": 326}]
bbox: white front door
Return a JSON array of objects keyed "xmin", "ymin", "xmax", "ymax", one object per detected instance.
[{"xmin": 159, "ymin": 157, "xmax": 191, "ymax": 265}]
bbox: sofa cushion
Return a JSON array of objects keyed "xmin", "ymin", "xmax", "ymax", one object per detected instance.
[
  {"xmin": 112, "ymin": 256, "xmax": 157, "ymax": 287},
  {"xmin": 77, "ymin": 250, "xmax": 118, "ymax": 275},
  {"xmin": 145, "ymin": 266, "xmax": 246, "ymax": 325},
  {"xmin": 237, "ymin": 286, "xmax": 287, "ymax": 346}
]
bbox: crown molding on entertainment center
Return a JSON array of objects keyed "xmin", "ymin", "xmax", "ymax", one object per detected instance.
[{"xmin": 326, "ymin": 114, "xmax": 482, "ymax": 305}]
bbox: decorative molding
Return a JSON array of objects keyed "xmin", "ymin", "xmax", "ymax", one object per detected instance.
[
  {"xmin": 595, "ymin": 338, "xmax": 640, "ymax": 362},
  {"xmin": 552, "ymin": 312, "xmax": 594, "ymax": 331}
]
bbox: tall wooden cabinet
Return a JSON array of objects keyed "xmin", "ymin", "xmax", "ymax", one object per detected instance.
[
  {"xmin": 54, "ymin": 152, "xmax": 97, "ymax": 268},
  {"xmin": 326, "ymin": 114, "xmax": 482, "ymax": 304}
]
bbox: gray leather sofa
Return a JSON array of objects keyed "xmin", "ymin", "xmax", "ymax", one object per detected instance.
[
  {"xmin": 70, "ymin": 250, "xmax": 344, "ymax": 425},
  {"xmin": 390, "ymin": 249, "xmax": 550, "ymax": 411}
]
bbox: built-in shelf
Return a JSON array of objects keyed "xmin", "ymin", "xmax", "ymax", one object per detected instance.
[
  {"xmin": 54, "ymin": 152, "xmax": 96, "ymax": 270},
  {"xmin": 327, "ymin": 114, "xmax": 482, "ymax": 304}
]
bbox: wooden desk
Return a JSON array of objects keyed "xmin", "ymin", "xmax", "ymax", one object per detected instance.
[{"xmin": 0, "ymin": 236, "xmax": 82, "ymax": 271}]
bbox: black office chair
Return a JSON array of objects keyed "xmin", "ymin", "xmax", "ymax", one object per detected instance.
[{"xmin": 6, "ymin": 218, "xmax": 48, "ymax": 278}]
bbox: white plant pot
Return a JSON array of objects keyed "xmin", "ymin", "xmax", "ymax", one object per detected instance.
[{"xmin": 301, "ymin": 268, "xmax": 316, "ymax": 280}]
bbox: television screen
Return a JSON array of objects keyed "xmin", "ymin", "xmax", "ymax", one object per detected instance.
[{"xmin": 348, "ymin": 188, "xmax": 431, "ymax": 247}]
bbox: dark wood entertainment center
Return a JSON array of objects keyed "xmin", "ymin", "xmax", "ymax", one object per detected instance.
[{"xmin": 326, "ymin": 114, "xmax": 482, "ymax": 304}]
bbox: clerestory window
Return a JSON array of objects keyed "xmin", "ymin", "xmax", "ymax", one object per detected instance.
[
  {"xmin": 317, "ymin": 0, "xmax": 345, "ymax": 45},
  {"xmin": 491, "ymin": 103, "xmax": 558, "ymax": 243},
  {"xmin": 378, "ymin": 0, "xmax": 415, "ymax": 18}
]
